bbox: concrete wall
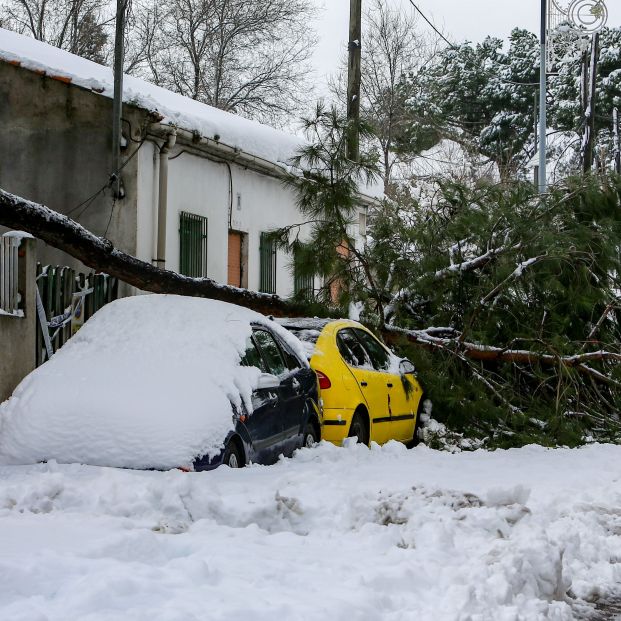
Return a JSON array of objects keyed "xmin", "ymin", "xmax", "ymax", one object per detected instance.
[
  {"xmin": 0, "ymin": 61, "xmax": 146, "ymax": 276},
  {"xmin": 0, "ymin": 236, "xmax": 36, "ymax": 402}
]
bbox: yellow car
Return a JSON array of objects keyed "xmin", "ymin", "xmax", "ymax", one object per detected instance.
[{"xmin": 279, "ymin": 319, "xmax": 424, "ymax": 447}]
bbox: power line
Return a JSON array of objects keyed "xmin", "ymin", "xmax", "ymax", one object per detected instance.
[{"xmin": 406, "ymin": 0, "xmax": 456, "ymax": 49}]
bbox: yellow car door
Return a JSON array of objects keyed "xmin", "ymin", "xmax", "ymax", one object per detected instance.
[
  {"xmin": 335, "ymin": 328, "xmax": 393, "ymax": 444},
  {"xmin": 353, "ymin": 328, "xmax": 422, "ymax": 442}
]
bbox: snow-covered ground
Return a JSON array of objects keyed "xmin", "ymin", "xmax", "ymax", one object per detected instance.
[{"xmin": 1, "ymin": 442, "xmax": 621, "ymax": 621}]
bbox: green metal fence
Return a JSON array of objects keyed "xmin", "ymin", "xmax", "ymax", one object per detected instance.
[
  {"xmin": 259, "ymin": 232, "xmax": 277, "ymax": 294},
  {"xmin": 179, "ymin": 211, "xmax": 208, "ymax": 277},
  {"xmin": 35, "ymin": 265, "xmax": 118, "ymax": 367}
]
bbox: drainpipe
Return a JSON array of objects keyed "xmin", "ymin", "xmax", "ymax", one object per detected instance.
[{"xmin": 155, "ymin": 130, "xmax": 177, "ymax": 270}]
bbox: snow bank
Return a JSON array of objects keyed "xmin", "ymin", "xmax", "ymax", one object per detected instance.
[
  {"xmin": 1, "ymin": 442, "xmax": 620, "ymax": 620},
  {"xmin": 0, "ymin": 295, "xmax": 303, "ymax": 470}
]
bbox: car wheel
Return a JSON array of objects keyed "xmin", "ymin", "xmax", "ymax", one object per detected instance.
[
  {"xmin": 222, "ymin": 440, "xmax": 243, "ymax": 468},
  {"xmin": 303, "ymin": 422, "xmax": 319, "ymax": 448},
  {"xmin": 348, "ymin": 412, "xmax": 369, "ymax": 445}
]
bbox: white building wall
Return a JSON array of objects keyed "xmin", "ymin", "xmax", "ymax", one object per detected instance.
[{"xmin": 137, "ymin": 142, "xmax": 363, "ymax": 298}]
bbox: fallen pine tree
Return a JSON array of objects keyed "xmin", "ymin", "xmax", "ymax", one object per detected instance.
[{"xmin": 3, "ymin": 170, "xmax": 621, "ymax": 445}]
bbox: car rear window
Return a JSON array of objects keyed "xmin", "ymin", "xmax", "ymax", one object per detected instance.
[{"xmin": 286, "ymin": 328, "xmax": 321, "ymax": 359}]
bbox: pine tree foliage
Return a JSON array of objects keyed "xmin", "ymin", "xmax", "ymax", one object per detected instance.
[
  {"xmin": 271, "ymin": 104, "xmax": 381, "ymax": 306},
  {"xmin": 366, "ymin": 175, "xmax": 621, "ymax": 446},
  {"xmin": 404, "ymin": 26, "xmax": 621, "ymax": 180}
]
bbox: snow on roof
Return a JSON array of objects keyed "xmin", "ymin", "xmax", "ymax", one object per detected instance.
[
  {"xmin": 0, "ymin": 28, "xmax": 386, "ymax": 200},
  {"xmin": 0, "ymin": 28, "xmax": 303, "ymax": 169},
  {"xmin": 0, "ymin": 294, "xmax": 307, "ymax": 470}
]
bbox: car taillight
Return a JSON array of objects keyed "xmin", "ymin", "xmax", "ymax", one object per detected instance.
[{"xmin": 316, "ymin": 370, "xmax": 331, "ymax": 390}]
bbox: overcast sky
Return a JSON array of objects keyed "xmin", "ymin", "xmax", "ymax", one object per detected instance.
[{"xmin": 311, "ymin": 0, "xmax": 621, "ymax": 89}]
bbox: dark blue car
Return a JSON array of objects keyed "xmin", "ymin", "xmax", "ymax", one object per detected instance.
[{"xmin": 194, "ymin": 322, "xmax": 322, "ymax": 470}]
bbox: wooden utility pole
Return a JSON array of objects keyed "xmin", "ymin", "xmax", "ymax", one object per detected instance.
[
  {"xmin": 111, "ymin": 0, "xmax": 128, "ymax": 197},
  {"xmin": 347, "ymin": 0, "xmax": 362, "ymax": 162},
  {"xmin": 582, "ymin": 33, "xmax": 600, "ymax": 174},
  {"xmin": 613, "ymin": 107, "xmax": 620, "ymax": 174}
]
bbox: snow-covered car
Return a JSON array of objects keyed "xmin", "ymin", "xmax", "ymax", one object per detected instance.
[{"xmin": 0, "ymin": 295, "xmax": 321, "ymax": 470}]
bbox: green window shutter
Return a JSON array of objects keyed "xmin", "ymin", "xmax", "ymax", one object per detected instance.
[
  {"xmin": 179, "ymin": 212, "xmax": 208, "ymax": 277},
  {"xmin": 259, "ymin": 232, "xmax": 277, "ymax": 294}
]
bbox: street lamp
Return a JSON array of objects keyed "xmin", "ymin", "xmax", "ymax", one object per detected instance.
[{"xmin": 538, "ymin": 0, "xmax": 608, "ymax": 193}]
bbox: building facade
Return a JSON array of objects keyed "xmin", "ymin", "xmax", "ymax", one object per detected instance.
[{"xmin": 0, "ymin": 28, "xmax": 371, "ymax": 301}]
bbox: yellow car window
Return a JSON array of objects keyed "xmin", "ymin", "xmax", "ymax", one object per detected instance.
[
  {"xmin": 353, "ymin": 329, "xmax": 391, "ymax": 371},
  {"xmin": 336, "ymin": 329, "xmax": 372, "ymax": 369}
]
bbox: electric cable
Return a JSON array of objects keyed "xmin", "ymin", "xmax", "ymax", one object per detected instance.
[
  {"xmin": 65, "ymin": 137, "xmax": 147, "ymax": 220},
  {"xmin": 406, "ymin": 0, "xmax": 456, "ymax": 49}
]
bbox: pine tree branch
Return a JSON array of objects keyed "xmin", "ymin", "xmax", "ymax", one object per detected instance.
[{"xmin": 382, "ymin": 325, "xmax": 621, "ymax": 387}]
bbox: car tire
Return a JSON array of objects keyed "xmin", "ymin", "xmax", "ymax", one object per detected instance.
[
  {"xmin": 302, "ymin": 422, "xmax": 319, "ymax": 448},
  {"xmin": 222, "ymin": 440, "xmax": 243, "ymax": 468},
  {"xmin": 348, "ymin": 412, "xmax": 369, "ymax": 446}
]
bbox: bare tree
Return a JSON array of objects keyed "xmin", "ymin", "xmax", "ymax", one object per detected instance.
[
  {"xmin": 0, "ymin": 0, "xmax": 110, "ymax": 62},
  {"xmin": 126, "ymin": 0, "xmax": 317, "ymax": 126},
  {"xmin": 361, "ymin": 0, "xmax": 439, "ymax": 192}
]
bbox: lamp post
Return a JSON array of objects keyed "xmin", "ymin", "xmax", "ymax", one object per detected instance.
[
  {"xmin": 539, "ymin": 0, "xmax": 548, "ymax": 194},
  {"xmin": 539, "ymin": 0, "xmax": 608, "ymax": 193}
]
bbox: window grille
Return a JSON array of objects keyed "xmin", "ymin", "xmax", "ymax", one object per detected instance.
[
  {"xmin": 179, "ymin": 212, "xmax": 208, "ymax": 278},
  {"xmin": 259, "ymin": 232, "xmax": 277, "ymax": 294},
  {"xmin": 293, "ymin": 254, "xmax": 314, "ymax": 300}
]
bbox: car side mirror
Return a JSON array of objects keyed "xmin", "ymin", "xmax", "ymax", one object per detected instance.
[
  {"xmin": 399, "ymin": 359, "xmax": 416, "ymax": 375},
  {"xmin": 257, "ymin": 373, "xmax": 281, "ymax": 390}
]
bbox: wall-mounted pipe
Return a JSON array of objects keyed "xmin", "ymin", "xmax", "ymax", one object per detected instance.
[{"xmin": 154, "ymin": 130, "xmax": 177, "ymax": 269}]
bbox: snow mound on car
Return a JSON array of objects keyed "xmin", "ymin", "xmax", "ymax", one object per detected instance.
[{"xmin": 0, "ymin": 294, "xmax": 303, "ymax": 470}]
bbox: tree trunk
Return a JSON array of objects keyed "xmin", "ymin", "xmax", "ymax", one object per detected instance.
[{"xmin": 0, "ymin": 188, "xmax": 304, "ymax": 317}]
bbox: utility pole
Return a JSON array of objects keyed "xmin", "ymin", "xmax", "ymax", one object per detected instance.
[
  {"xmin": 347, "ymin": 0, "xmax": 362, "ymax": 162},
  {"xmin": 111, "ymin": 0, "xmax": 128, "ymax": 198},
  {"xmin": 614, "ymin": 107, "xmax": 620, "ymax": 174},
  {"xmin": 582, "ymin": 33, "xmax": 600, "ymax": 174},
  {"xmin": 538, "ymin": 0, "xmax": 547, "ymax": 194}
]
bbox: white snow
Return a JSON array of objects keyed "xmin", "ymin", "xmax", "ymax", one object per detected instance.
[
  {"xmin": 0, "ymin": 442, "xmax": 620, "ymax": 620},
  {"xmin": 1, "ymin": 230, "xmax": 34, "ymax": 240},
  {"xmin": 0, "ymin": 294, "xmax": 305, "ymax": 470}
]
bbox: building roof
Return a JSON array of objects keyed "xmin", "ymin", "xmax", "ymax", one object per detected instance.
[
  {"xmin": 0, "ymin": 28, "xmax": 385, "ymax": 200},
  {"xmin": 0, "ymin": 28, "xmax": 303, "ymax": 170}
]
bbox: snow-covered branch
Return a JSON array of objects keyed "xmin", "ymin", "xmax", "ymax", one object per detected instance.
[
  {"xmin": 382, "ymin": 325, "xmax": 621, "ymax": 386},
  {"xmin": 0, "ymin": 188, "xmax": 302, "ymax": 316}
]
